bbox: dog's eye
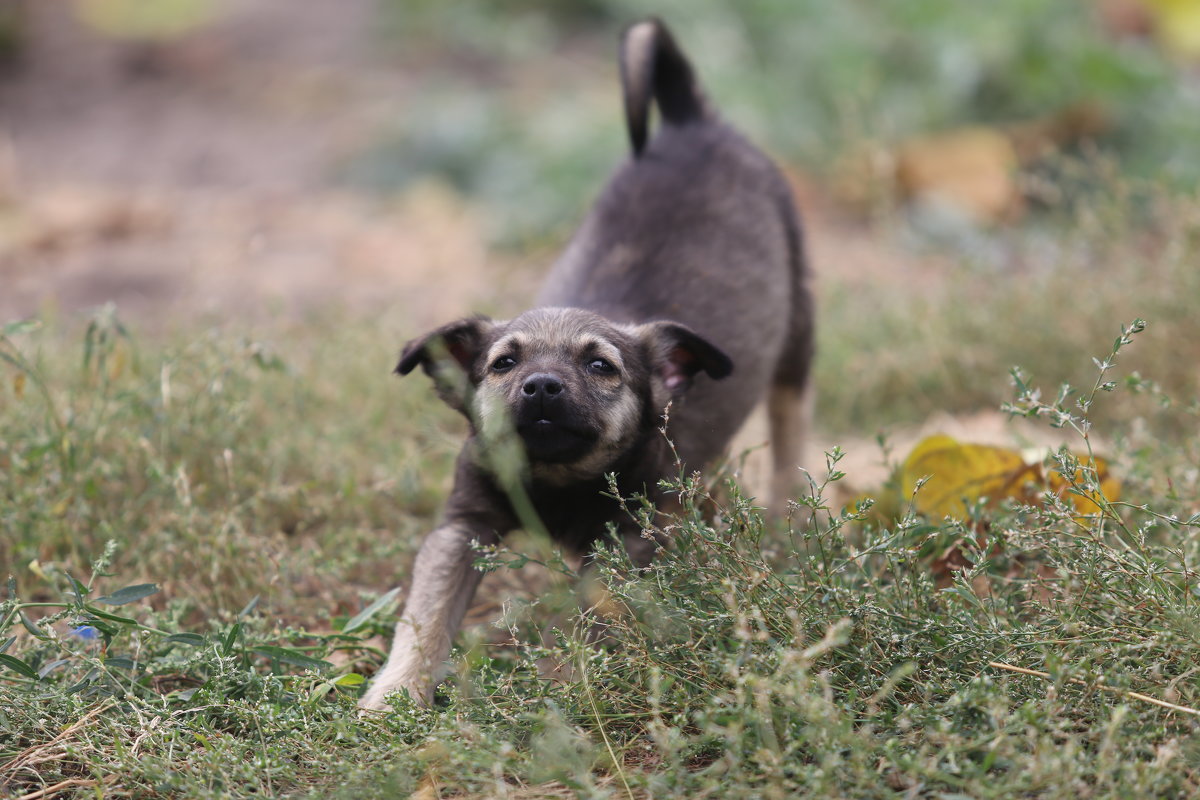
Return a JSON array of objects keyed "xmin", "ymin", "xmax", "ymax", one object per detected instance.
[
  {"xmin": 491, "ymin": 356, "xmax": 517, "ymax": 373},
  {"xmin": 586, "ymin": 358, "xmax": 616, "ymax": 375}
]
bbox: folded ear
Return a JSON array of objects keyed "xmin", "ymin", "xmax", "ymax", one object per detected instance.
[
  {"xmin": 396, "ymin": 316, "xmax": 494, "ymax": 376},
  {"xmin": 396, "ymin": 316, "xmax": 495, "ymax": 413},
  {"xmin": 636, "ymin": 321, "xmax": 733, "ymax": 395}
]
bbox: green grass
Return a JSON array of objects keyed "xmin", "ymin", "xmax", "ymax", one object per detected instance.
[
  {"xmin": 816, "ymin": 178, "xmax": 1200, "ymax": 438},
  {"xmin": 3, "ymin": 178, "xmax": 1200, "ymax": 797}
]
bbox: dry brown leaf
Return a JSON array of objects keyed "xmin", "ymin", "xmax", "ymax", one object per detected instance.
[
  {"xmin": 832, "ymin": 106, "xmax": 1107, "ymax": 223},
  {"xmin": 895, "ymin": 127, "xmax": 1021, "ymax": 225},
  {"xmin": 9, "ymin": 187, "xmax": 172, "ymax": 255}
]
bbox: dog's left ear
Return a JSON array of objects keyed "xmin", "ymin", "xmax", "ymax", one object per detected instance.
[
  {"xmin": 636, "ymin": 321, "xmax": 733, "ymax": 395},
  {"xmin": 396, "ymin": 316, "xmax": 496, "ymax": 414}
]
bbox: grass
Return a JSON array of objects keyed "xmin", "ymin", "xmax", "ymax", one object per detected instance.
[
  {"xmin": 2, "ymin": 172, "xmax": 1200, "ymax": 798},
  {"xmin": 816, "ymin": 175, "xmax": 1200, "ymax": 438}
]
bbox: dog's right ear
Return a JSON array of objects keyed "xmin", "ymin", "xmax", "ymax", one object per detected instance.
[{"xmin": 396, "ymin": 316, "xmax": 495, "ymax": 414}]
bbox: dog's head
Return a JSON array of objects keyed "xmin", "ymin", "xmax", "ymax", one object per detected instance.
[{"xmin": 396, "ymin": 307, "xmax": 731, "ymax": 483}]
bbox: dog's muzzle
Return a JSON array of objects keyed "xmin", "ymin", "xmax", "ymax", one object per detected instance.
[{"xmin": 515, "ymin": 372, "xmax": 598, "ymax": 463}]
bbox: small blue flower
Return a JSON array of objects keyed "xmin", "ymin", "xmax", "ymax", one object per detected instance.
[{"xmin": 71, "ymin": 625, "xmax": 100, "ymax": 640}]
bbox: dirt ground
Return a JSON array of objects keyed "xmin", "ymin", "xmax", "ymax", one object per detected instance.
[
  {"xmin": 0, "ymin": 0, "xmax": 508, "ymax": 328},
  {"xmin": 0, "ymin": 0, "xmax": 1072, "ymax": 489}
]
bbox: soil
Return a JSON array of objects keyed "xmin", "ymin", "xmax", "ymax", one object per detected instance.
[{"xmin": 0, "ymin": 0, "xmax": 506, "ymax": 328}]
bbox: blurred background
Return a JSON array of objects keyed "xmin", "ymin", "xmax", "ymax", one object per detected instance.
[{"xmin": 2, "ymin": 0, "xmax": 1199, "ymax": 439}]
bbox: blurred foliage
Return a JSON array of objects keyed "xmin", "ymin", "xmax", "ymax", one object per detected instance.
[
  {"xmin": 344, "ymin": 82, "xmax": 623, "ymax": 248},
  {"xmin": 358, "ymin": 0, "xmax": 1200, "ymax": 243},
  {"xmin": 0, "ymin": 4, "xmax": 23, "ymax": 65},
  {"xmin": 74, "ymin": 0, "xmax": 220, "ymax": 41}
]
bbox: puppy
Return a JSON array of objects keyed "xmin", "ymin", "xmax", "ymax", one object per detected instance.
[{"xmin": 359, "ymin": 18, "xmax": 813, "ymax": 710}]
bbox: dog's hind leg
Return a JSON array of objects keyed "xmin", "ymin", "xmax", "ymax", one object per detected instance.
[
  {"xmin": 767, "ymin": 257, "xmax": 815, "ymax": 519},
  {"xmin": 768, "ymin": 380, "xmax": 814, "ymax": 518},
  {"xmin": 359, "ymin": 521, "xmax": 497, "ymax": 709}
]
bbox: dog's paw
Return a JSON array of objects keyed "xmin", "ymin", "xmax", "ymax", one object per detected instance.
[
  {"xmin": 356, "ymin": 691, "xmax": 389, "ymax": 714},
  {"xmin": 358, "ymin": 679, "xmax": 432, "ymax": 713}
]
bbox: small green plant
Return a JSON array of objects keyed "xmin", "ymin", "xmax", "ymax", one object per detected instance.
[
  {"xmin": 0, "ymin": 536, "xmax": 429, "ymax": 796},
  {"xmin": 1, "ymin": 543, "xmax": 349, "ymax": 701}
]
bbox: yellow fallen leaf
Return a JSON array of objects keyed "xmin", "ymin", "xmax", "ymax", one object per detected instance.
[
  {"xmin": 1146, "ymin": 0, "xmax": 1200, "ymax": 59},
  {"xmin": 899, "ymin": 434, "xmax": 1029, "ymax": 518},
  {"xmin": 899, "ymin": 434, "xmax": 1119, "ymax": 520},
  {"xmin": 74, "ymin": 0, "xmax": 221, "ymax": 41}
]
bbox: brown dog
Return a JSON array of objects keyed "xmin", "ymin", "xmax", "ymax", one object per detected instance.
[{"xmin": 359, "ymin": 18, "xmax": 813, "ymax": 709}]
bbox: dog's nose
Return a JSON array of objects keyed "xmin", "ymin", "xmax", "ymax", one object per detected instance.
[{"xmin": 522, "ymin": 373, "xmax": 564, "ymax": 399}]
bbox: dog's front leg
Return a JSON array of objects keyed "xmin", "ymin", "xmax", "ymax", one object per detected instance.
[{"xmin": 359, "ymin": 520, "xmax": 497, "ymax": 709}]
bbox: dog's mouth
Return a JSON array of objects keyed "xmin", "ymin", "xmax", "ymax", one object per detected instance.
[{"xmin": 516, "ymin": 416, "xmax": 599, "ymax": 464}]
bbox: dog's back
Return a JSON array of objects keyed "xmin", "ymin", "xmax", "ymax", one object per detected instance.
[{"xmin": 539, "ymin": 18, "xmax": 812, "ymax": 470}]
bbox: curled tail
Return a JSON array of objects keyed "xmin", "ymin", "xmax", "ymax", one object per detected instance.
[{"xmin": 620, "ymin": 18, "xmax": 710, "ymax": 157}]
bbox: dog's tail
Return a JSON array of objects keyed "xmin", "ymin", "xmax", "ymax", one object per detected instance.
[{"xmin": 620, "ymin": 18, "xmax": 711, "ymax": 158}]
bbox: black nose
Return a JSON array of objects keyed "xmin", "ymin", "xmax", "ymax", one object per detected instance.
[{"xmin": 522, "ymin": 373, "xmax": 564, "ymax": 399}]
